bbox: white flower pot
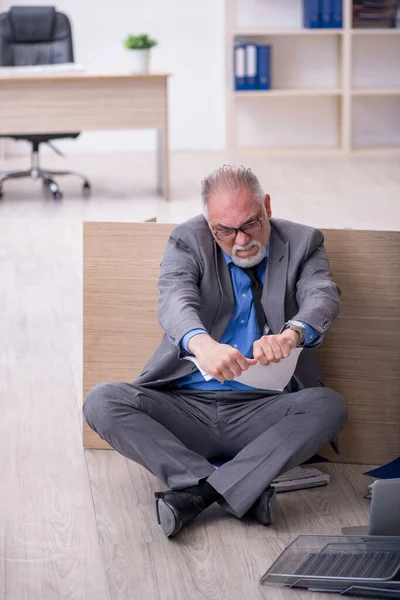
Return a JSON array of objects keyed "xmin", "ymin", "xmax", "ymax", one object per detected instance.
[{"xmin": 129, "ymin": 49, "xmax": 150, "ymax": 74}]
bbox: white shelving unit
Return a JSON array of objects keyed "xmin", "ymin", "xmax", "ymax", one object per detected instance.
[{"xmin": 226, "ymin": 0, "xmax": 400, "ymax": 154}]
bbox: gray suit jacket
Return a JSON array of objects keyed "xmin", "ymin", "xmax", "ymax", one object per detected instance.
[{"xmin": 137, "ymin": 215, "xmax": 340, "ymax": 390}]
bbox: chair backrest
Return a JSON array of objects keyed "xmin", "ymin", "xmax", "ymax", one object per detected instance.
[
  {"xmin": 83, "ymin": 222, "xmax": 400, "ymax": 465},
  {"xmin": 0, "ymin": 6, "xmax": 73, "ymax": 66}
]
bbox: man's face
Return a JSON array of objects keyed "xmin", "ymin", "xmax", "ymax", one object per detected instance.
[{"xmin": 207, "ymin": 188, "xmax": 272, "ymax": 268}]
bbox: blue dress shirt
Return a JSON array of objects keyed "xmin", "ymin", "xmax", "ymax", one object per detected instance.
[{"xmin": 174, "ymin": 248, "xmax": 320, "ymax": 391}]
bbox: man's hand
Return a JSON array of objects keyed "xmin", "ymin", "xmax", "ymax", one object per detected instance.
[
  {"xmin": 253, "ymin": 330, "xmax": 299, "ymax": 366},
  {"xmin": 188, "ymin": 334, "xmax": 256, "ymax": 384}
]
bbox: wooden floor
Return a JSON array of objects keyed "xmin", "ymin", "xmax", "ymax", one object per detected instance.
[{"xmin": 1, "ymin": 150, "xmax": 398, "ymax": 600}]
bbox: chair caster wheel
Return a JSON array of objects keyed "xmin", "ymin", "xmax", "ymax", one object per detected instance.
[
  {"xmin": 0, "ymin": 189, "xmax": 3, "ymax": 199},
  {"xmin": 49, "ymin": 182, "xmax": 62, "ymax": 200},
  {"xmin": 82, "ymin": 181, "xmax": 91, "ymax": 197}
]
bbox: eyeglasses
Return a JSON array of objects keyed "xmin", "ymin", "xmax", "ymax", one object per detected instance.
[{"xmin": 212, "ymin": 217, "xmax": 263, "ymax": 241}]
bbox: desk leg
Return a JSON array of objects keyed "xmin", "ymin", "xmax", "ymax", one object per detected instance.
[{"xmin": 156, "ymin": 128, "xmax": 170, "ymax": 201}]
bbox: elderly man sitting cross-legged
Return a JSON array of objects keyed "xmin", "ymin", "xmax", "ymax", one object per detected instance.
[{"xmin": 83, "ymin": 165, "xmax": 347, "ymax": 538}]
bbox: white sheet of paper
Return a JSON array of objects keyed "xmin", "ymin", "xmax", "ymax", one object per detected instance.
[
  {"xmin": 183, "ymin": 356, "xmax": 213, "ymax": 381},
  {"xmin": 184, "ymin": 348, "xmax": 303, "ymax": 391}
]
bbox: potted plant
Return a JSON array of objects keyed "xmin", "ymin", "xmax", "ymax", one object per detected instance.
[{"xmin": 123, "ymin": 34, "xmax": 157, "ymax": 74}]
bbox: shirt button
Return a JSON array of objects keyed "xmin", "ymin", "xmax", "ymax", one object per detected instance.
[
  {"xmin": 234, "ymin": 344, "xmax": 238, "ymax": 348},
  {"xmin": 242, "ymin": 293, "xmax": 247, "ymax": 298},
  {"xmin": 240, "ymin": 319, "xmax": 245, "ymax": 324}
]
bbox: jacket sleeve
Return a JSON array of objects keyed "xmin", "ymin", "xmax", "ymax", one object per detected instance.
[
  {"xmin": 292, "ymin": 228, "xmax": 341, "ymax": 338},
  {"xmin": 157, "ymin": 233, "xmax": 207, "ymax": 347}
]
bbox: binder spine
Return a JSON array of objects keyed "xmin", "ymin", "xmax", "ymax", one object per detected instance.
[
  {"xmin": 234, "ymin": 45, "xmax": 246, "ymax": 91},
  {"xmin": 321, "ymin": 0, "xmax": 332, "ymax": 28},
  {"xmin": 245, "ymin": 44, "xmax": 257, "ymax": 91},
  {"xmin": 257, "ymin": 44, "xmax": 271, "ymax": 91},
  {"xmin": 303, "ymin": 0, "xmax": 321, "ymax": 28},
  {"xmin": 331, "ymin": 0, "xmax": 343, "ymax": 28}
]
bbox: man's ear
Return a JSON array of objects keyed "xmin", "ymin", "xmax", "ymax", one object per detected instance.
[{"xmin": 264, "ymin": 194, "xmax": 272, "ymax": 218}]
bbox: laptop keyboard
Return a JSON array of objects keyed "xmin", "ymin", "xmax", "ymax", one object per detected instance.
[{"xmin": 295, "ymin": 551, "xmax": 400, "ymax": 580}]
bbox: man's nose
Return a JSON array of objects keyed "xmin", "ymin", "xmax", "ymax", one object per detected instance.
[{"xmin": 235, "ymin": 229, "xmax": 250, "ymax": 245}]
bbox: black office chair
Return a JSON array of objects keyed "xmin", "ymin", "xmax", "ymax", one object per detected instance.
[{"xmin": 0, "ymin": 6, "xmax": 90, "ymax": 200}]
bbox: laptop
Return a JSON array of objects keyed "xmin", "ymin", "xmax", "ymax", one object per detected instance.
[{"xmin": 342, "ymin": 478, "xmax": 400, "ymax": 536}]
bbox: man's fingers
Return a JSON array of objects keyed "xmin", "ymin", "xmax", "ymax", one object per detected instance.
[
  {"xmin": 209, "ymin": 367, "xmax": 230, "ymax": 383},
  {"xmin": 227, "ymin": 361, "xmax": 243, "ymax": 378},
  {"xmin": 221, "ymin": 353, "xmax": 257, "ymax": 381},
  {"xmin": 280, "ymin": 340, "xmax": 292, "ymax": 358},
  {"xmin": 253, "ymin": 335, "xmax": 295, "ymax": 367},
  {"xmin": 209, "ymin": 367, "xmax": 233, "ymax": 382},
  {"xmin": 209, "ymin": 349, "xmax": 256, "ymax": 382},
  {"xmin": 257, "ymin": 355, "xmax": 270, "ymax": 366},
  {"xmin": 253, "ymin": 343, "xmax": 269, "ymax": 366},
  {"xmin": 254, "ymin": 337, "xmax": 274, "ymax": 364},
  {"xmin": 220, "ymin": 365, "xmax": 236, "ymax": 381},
  {"xmin": 236, "ymin": 353, "xmax": 254, "ymax": 371},
  {"xmin": 264, "ymin": 346, "xmax": 277, "ymax": 363},
  {"xmin": 266, "ymin": 339, "xmax": 284, "ymax": 363},
  {"xmin": 221, "ymin": 352, "xmax": 245, "ymax": 377}
]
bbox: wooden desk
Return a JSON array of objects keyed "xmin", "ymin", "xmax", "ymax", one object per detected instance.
[{"xmin": 0, "ymin": 70, "xmax": 171, "ymax": 199}]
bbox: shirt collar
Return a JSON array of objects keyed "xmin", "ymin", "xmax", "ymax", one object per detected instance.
[{"xmin": 223, "ymin": 242, "xmax": 269, "ymax": 266}]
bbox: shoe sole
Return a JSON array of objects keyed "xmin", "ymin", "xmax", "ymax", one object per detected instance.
[
  {"xmin": 263, "ymin": 488, "xmax": 276, "ymax": 525},
  {"xmin": 253, "ymin": 488, "xmax": 277, "ymax": 525},
  {"xmin": 156, "ymin": 498, "xmax": 181, "ymax": 538},
  {"xmin": 268, "ymin": 489, "xmax": 277, "ymax": 523}
]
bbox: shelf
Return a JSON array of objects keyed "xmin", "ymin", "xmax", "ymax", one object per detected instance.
[
  {"xmin": 351, "ymin": 146, "xmax": 400, "ymax": 155},
  {"xmin": 233, "ymin": 88, "xmax": 342, "ymax": 97},
  {"xmin": 234, "ymin": 28, "xmax": 400, "ymax": 37},
  {"xmin": 352, "ymin": 87, "xmax": 400, "ymax": 96},
  {"xmin": 227, "ymin": 0, "xmax": 400, "ymax": 154},
  {"xmin": 351, "ymin": 29, "xmax": 400, "ymax": 35},
  {"xmin": 232, "ymin": 146, "xmax": 342, "ymax": 156},
  {"xmin": 233, "ymin": 28, "xmax": 343, "ymax": 36}
]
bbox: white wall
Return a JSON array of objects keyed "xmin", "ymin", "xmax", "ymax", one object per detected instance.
[
  {"xmin": 4, "ymin": 0, "xmax": 226, "ymax": 154},
  {"xmin": 4, "ymin": 0, "xmax": 399, "ymax": 156}
]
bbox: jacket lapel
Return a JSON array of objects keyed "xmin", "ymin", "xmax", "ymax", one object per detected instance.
[
  {"xmin": 262, "ymin": 225, "xmax": 289, "ymax": 334},
  {"xmin": 209, "ymin": 242, "xmax": 234, "ymax": 341}
]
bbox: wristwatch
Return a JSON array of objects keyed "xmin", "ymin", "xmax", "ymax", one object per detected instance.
[{"xmin": 283, "ymin": 320, "xmax": 305, "ymax": 346}]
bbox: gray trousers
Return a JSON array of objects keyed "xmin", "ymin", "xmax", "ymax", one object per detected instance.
[{"xmin": 83, "ymin": 383, "xmax": 347, "ymax": 517}]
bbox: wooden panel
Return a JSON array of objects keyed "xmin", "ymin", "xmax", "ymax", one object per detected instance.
[
  {"xmin": 322, "ymin": 230, "xmax": 400, "ymax": 319},
  {"xmin": 318, "ymin": 229, "xmax": 400, "ymax": 463},
  {"xmin": 83, "ymin": 222, "xmax": 173, "ymax": 448},
  {"xmin": 0, "ymin": 77, "xmax": 166, "ymax": 134},
  {"xmin": 83, "ymin": 224, "xmax": 400, "ymax": 463}
]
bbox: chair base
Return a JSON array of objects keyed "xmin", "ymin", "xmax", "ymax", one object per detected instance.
[
  {"xmin": 0, "ymin": 167, "xmax": 91, "ymax": 200},
  {"xmin": 0, "ymin": 145, "xmax": 91, "ymax": 200}
]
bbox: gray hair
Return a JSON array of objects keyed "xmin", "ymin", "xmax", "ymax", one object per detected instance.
[{"xmin": 201, "ymin": 165, "xmax": 265, "ymax": 218}]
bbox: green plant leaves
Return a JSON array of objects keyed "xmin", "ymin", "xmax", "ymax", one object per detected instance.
[{"xmin": 123, "ymin": 34, "xmax": 158, "ymax": 50}]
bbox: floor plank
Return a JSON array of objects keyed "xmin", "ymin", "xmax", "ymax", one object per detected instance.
[
  {"xmin": 0, "ymin": 219, "xmax": 110, "ymax": 600},
  {"xmin": 86, "ymin": 451, "xmax": 374, "ymax": 600}
]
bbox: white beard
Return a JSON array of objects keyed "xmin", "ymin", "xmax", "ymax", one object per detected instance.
[{"xmin": 231, "ymin": 240, "xmax": 266, "ymax": 268}]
